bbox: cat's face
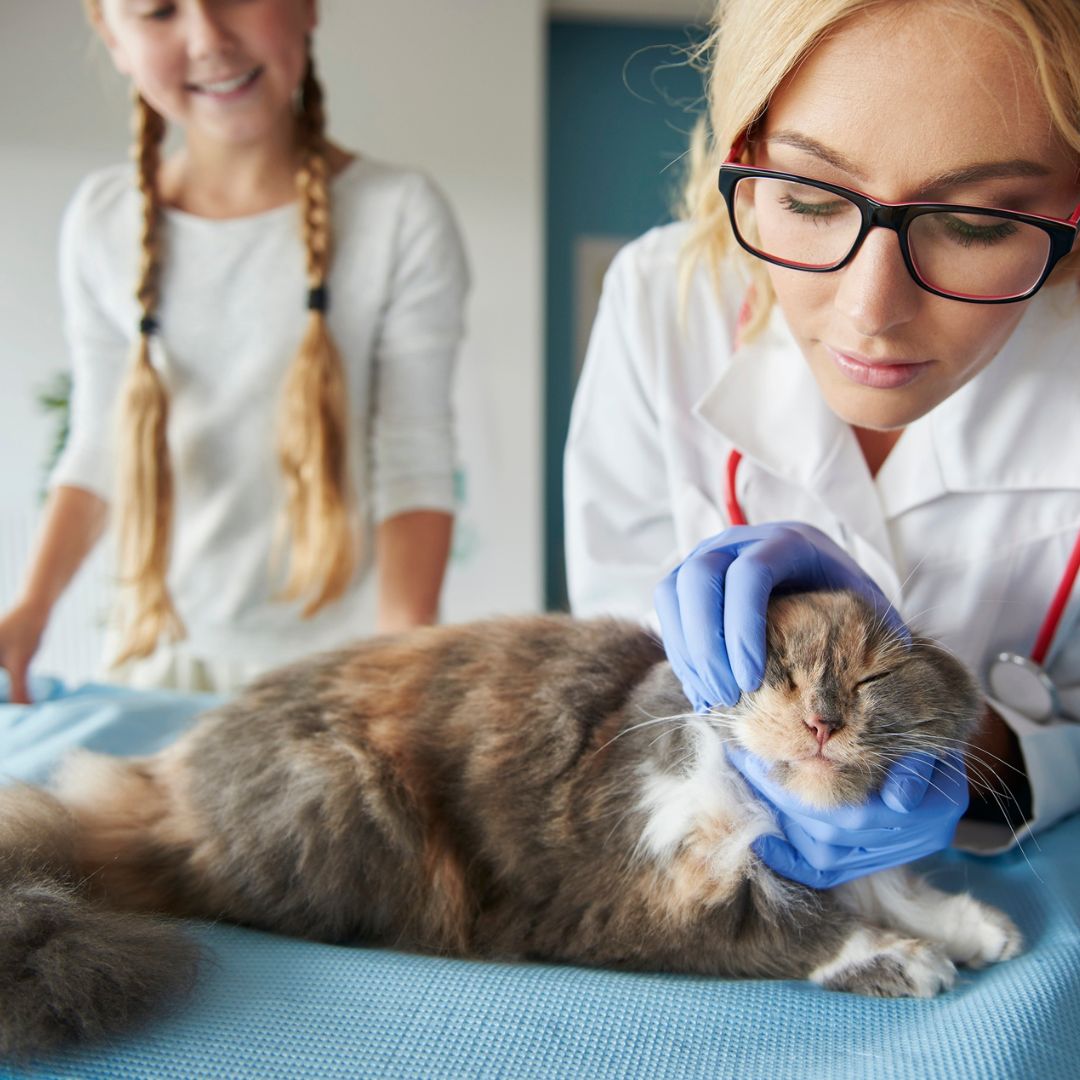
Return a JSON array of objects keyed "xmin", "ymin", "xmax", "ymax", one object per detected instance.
[{"xmin": 727, "ymin": 591, "xmax": 982, "ymax": 809}]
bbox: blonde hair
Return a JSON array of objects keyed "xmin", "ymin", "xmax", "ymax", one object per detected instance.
[
  {"xmin": 680, "ymin": 0, "xmax": 1080, "ymax": 340},
  {"xmin": 106, "ymin": 52, "xmax": 357, "ymax": 663}
]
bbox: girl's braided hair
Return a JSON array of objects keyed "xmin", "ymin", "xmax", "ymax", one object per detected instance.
[{"xmin": 86, "ymin": 11, "xmax": 357, "ymax": 662}]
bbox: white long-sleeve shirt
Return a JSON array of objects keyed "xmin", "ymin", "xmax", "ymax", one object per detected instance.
[
  {"xmin": 53, "ymin": 156, "xmax": 469, "ymax": 669},
  {"xmin": 565, "ymin": 222, "xmax": 1080, "ymax": 853}
]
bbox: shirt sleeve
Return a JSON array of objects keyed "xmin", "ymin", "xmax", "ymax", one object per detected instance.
[
  {"xmin": 369, "ymin": 173, "xmax": 469, "ymax": 523},
  {"xmin": 563, "ymin": 245, "xmax": 677, "ymax": 625},
  {"xmin": 49, "ymin": 179, "xmax": 132, "ymax": 502}
]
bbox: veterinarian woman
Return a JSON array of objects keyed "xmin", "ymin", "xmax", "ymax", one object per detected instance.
[{"xmin": 565, "ymin": 0, "xmax": 1080, "ymax": 884}]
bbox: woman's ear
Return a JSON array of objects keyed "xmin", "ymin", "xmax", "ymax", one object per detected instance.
[{"xmin": 304, "ymin": 0, "xmax": 319, "ymax": 35}]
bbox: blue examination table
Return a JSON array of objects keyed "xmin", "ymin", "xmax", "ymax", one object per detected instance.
[{"xmin": 1, "ymin": 684, "xmax": 1077, "ymax": 1080}]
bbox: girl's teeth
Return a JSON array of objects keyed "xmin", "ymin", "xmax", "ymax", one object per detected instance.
[{"xmin": 199, "ymin": 70, "xmax": 256, "ymax": 94}]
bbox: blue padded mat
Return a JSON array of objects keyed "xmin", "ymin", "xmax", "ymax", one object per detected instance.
[{"xmin": 1, "ymin": 687, "xmax": 1078, "ymax": 1080}]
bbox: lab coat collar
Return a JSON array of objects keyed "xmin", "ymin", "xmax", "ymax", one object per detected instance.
[
  {"xmin": 922, "ymin": 284, "xmax": 1080, "ymax": 499},
  {"xmin": 694, "ymin": 283, "xmax": 1080, "ymax": 526},
  {"xmin": 692, "ymin": 303, "xmax": 891, "ymax": 551}
]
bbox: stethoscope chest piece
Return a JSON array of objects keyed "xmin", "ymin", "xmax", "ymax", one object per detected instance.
[{"xmin": 988, "ymin": 652, "xmax": 1060, "ymax": 723}]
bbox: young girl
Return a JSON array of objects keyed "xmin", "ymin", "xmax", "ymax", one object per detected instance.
[
  {"xmin": 566, "ymin": 0, "xmax": 1080, "ymax": 880},
  {"xmin": 0, "ymin": 0, "xmax": 469, "ymax": 699}
]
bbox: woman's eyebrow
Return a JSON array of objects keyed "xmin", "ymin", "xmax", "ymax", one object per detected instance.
[
  {"xmin": 765, "ymin": 130, "xmax": 869, "ymax": 180},
  {"xmin": 765, "ymin": 129, "xmax": 1051, "ymax": 192}
]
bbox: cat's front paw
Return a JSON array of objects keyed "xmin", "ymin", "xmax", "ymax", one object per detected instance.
[
  {"xmin": 812, "ymin": 929, "xmax": 956, "ymax": 998},
  {"xmin": 953, "ymin": 901, "xmax": 1023, "ymax": 968}
]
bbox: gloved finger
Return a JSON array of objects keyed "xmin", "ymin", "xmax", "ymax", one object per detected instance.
[
  {"xmin": 719, "ymin": 526, "xmax": 903, "ymax": 689},
  {"xmin": 794, "ymin": 800, "xmax": 963, "ymax": 865},
  {"xmin": 727, "ymin": 744, "xmax": 928, "ymax": 842},
  {"xmin": 772, "ymin": 524, "xmax": 911, "ymax": 644},
  {"xmin": 880, "ymin": 752, "xmax": 936, "ymax": 813},
  {"xmin": 923, "ymin": 752, "xmax": 970, "ymax": 820},
  {"xmin": 725, "ymin": 744, "xmax": 784, "ymax": 803},
  {"xmin": 767, "ymin": 816, "xmax": 868, "ymax": 873},
  {"xmin": 654, "ymin": 572, "xmax": 710, "ymax": 712},
  {"xmin": 721, "ymin": 545, "xmax": 775, "ymax": 693},
  {"xmin": 726, "ymin": 748, "xmax": 887, "ymax": 846},
  {"xmin": 751, "ymin": 834, "xmax": 835, "ymax": 889},
  {"xmin": 672, "ymin": 548, "xmax": 742, "ymax": 707},
  {"xmin": 725, "ymin": 746, "xmax": 885, "ymax": 844}
]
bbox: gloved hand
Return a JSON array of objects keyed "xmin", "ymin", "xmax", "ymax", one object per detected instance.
[
  {"xmin": 726, "ymin": 745, "xmax": 969, "ymax": 888},
  {"xmin": 654, "ymin": 522, "xmax": 906, "ymax": 711}
]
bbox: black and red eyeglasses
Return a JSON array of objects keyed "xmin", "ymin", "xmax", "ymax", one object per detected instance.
[{"xmin": 718, "ymin": 143, "xmax": 1080, "ymax": 304}]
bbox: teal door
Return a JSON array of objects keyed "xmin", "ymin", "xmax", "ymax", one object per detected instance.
[{"xmin": 545, "ymin": 19, "xmax": 705, "ymax": 608}]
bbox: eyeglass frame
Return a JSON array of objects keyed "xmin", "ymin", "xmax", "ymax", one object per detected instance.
[{"xmin": 717, "ymin": 143, "xmax": 1080, "ymax": 304}]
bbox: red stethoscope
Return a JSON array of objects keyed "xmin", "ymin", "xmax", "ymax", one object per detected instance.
[{"xmin": 725, "ymin": 447, "xmax": 1080, "ymax": 723}]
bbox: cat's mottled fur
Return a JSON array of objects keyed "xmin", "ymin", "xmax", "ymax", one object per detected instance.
[{"xmin": 0, "ymin": 591, "xmax": 1021, "ymax": 1058}]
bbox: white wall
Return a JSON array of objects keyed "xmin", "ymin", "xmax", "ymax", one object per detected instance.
[{"xmin": 0, "ymin": 0, "xmax": 545, "ymax": 682}]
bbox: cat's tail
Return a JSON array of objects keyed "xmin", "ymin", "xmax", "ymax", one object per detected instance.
[{"xmin": 0, "ymin": 777, "xmax": 199, "ymax": 1061}]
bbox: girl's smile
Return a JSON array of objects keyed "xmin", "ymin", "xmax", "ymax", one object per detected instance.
[
  {"xmin": 185, "ymin": 65, "xmax": 263, "ymax": 100},
  {"xmin": 96, "ymin": 0, "xmax": 315, "ymax": 147}
]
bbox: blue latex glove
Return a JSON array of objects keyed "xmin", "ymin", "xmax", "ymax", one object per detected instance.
[
  {"xmin": 654, "ymin": 522, "xmax": 906, "ymax": 711},
  {"xmin": 726, "ymin": 745, "xmax": 970, "ymax": 888}
]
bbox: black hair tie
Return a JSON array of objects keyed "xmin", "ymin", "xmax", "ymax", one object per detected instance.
[
  {"xmin": 139, "ymin": 314, "xmax": 158, "ymax": 336},
  {"xmin": 307, "ymin": 284, "xmax": 329, "ymax": 313}
]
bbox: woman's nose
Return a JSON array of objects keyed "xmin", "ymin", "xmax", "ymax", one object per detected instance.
[{"xmin": 832, "ymin": 227, "xmax": 921, "ymax": 338}]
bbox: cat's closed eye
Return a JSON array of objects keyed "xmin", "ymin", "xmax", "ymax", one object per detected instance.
[{"xmin": 855, "ymin": 671, "xmax": 892, "ymax": 689}]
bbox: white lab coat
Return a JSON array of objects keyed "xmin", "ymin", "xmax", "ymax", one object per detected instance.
[{"xmin": 564, "ymin": 222, "xmax": 1080, "ymax": 853}]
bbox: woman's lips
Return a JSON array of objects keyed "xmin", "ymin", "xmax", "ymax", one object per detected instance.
[{"xmin": 825, "ymin": 346, "xmax": 932, "ymax": 390}]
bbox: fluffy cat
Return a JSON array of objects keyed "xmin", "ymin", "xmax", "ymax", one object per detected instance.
[{"xmin": 0, "ymin": 591, "xmax": 1021, "ymax": 1058}]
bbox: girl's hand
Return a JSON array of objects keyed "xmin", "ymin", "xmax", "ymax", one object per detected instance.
[
  {"xmin": 654, "ymin": 522, "xmax": 907, "ymax": 711},
  {"xmin": 727, "ymin": 746, "xmax": 970, "ymax": 888},
  {"xmin": 0, "ymin": 602, "xmax": 48, "ymax": 704}
]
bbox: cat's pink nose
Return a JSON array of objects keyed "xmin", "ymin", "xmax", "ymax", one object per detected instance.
[{"xmin": 804, "ymin": 715, "xmax": 835, "ymax": 747}]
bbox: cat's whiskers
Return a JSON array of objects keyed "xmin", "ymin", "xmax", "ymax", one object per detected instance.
[
  {"xmin": 857, "ymin": 749, "xmax": 964, "ymax": 807},
  {"xmin": 593, "ymin": 709, "xmax": 698, "ymax": 755},
  {"xmin": 895, "ymin": 552, "xmax": 931, "ymax": 600},
  {"xmin": 881, "ymin": 739, "xmax": 1040, "ymax": 852},
  {"xmin": 870, "ymin": 743, "xmax": 1028, "ymax": 833},
  {"xmin": 646, "ymin": 721, "xmax": 698, "ymax": 751},
  {"xmin": 875, "ymin": 730, "xmax": 1029, "ymax": 782},
  {"xmin": 856, "ymin": 745, "xmax": 1043, "ymax": 875}
]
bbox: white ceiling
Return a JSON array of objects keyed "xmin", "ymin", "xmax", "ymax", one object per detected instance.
[{"xmin": 548, "ymin": 0, "xmax": 711, "ymax": 24}]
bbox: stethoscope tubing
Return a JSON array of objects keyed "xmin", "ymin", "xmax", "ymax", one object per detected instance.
[
  {"xmin": 725, "ymin": 447, "xmax": 1080, "ymax": 718},
  {"xmin": 1032, "ymin": 525, "xmax": 1080, "ymax": 665}
]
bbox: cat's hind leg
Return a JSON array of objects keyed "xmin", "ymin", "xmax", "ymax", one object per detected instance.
[{"xmin": 834, "ymin": 867, "xmax": 1022, "ymax": 968}]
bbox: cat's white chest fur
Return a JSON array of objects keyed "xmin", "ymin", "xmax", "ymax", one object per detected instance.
[
  {"xmin": 636, "ymin": 721, "xmax": 782, "ymax": 903},
  {"xmin": 634, "ymin": 720, "xmax": 1023, "ymax": 993}
]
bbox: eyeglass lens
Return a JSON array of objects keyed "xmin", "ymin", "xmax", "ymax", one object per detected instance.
[{"xmin": 732, "ymin": 176, "xmax": 1052, "ymax": 299}]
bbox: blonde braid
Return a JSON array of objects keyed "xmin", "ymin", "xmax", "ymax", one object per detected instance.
[
  {"xmin": 277, "ymin": 55, "xmax": 359, "ymax": 616},
  {"xmin": 112, "ymin": 91, "xmax": 184, "ymax": 663}
]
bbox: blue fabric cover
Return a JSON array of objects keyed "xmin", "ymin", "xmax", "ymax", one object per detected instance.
[{"xmin": 1, "ymin": 687, "xmax": 1077, "ymax": 1080}]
